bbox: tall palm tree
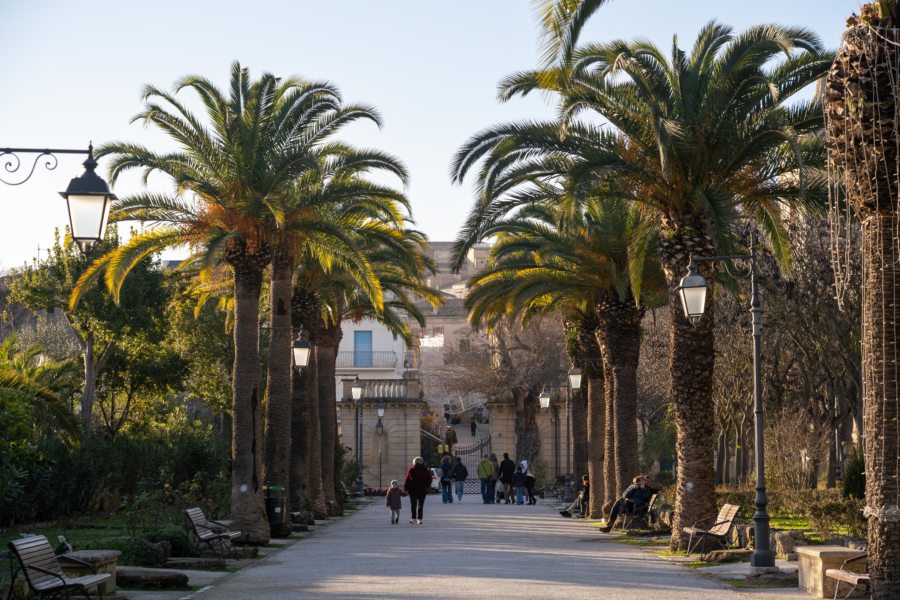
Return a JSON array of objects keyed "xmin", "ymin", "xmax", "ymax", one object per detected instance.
[
  {"xmin": 453, "ymin": 23, "xmax": 830, "ymax": 547},
  {"xmin": 71, "ymin": 63, "xmax": 356, "ymax": 543},
  {"xmin": 264, "ymin": 142, "xmax": 408, "ymax": 526},
  {"xmin": 464, "ymin": 194, "xmax": 662, "ymax": 514},
  {"xmin": 825, "ymin": 2, "xmax": 900, "ymax": 594}
]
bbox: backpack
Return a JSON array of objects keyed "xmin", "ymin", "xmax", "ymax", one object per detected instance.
[{"xmin": 454, "ymin": 463, "xmax": 468, "ymax": 481}]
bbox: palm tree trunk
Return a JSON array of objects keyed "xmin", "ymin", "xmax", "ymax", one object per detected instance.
[
  {"xmin": 586, "ymin": 360, "xmax": 605, "ymax": 519},
  {"xmin": 305, "ymin": 345, "xmax": 329, "ymax": 519},
  {"xmin": 571, "ymin": 378, "xmax": 587, "ymax": 492},
  {"xmin": 290, "ymin": 361, "xmax": 309, "ymax": 515},
  {"xmin": 263, "ymin": 254, "xmax": 294, "ymax": 534},
  {"xmin": 602, "ymin": 356, "xmax": 616, "ymax": 516},
  {"xmin": 658, "ymin": 223, "xmax": 718, "ymax": 551},
  {"xmin": 228, "ymin": 260, "xmax": 270, "ymax": 544},
  {"xmin": 860, "ymin": 212, "xmax": 900, "ymax": 594},
  {"xmin": 317, "ymin": 321, "xmax": 340, "ymax": 515},
  {"xmin": 596, "ymin": 301, "xmax": 642, "ymax": 501}
]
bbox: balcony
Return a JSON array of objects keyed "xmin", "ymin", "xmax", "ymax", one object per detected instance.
[{"xmin": 336, "ymin": 351, "xmax": 398, "ymax": 369}]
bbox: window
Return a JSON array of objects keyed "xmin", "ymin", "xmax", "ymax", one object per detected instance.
[{"xmin": 354, "ymin": 331, "xmax": 373, "ymax": 367}]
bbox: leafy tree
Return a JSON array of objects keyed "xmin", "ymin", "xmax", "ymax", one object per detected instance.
[{"xmin": 8, "ymin": 229, "xmax": 166, "ymax": 430}]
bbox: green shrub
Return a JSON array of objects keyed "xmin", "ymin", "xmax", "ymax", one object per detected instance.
[
  {"xmin": 83, "ymin": 536, "xmax": 169, "ymax": 566},
  {"xmin": 841, "ymin": 449, "xmax": 865, "ymax": 499},
  {"xmin": 145, "ymin": 524, "xmax": 194, "ymax": 557},
  {"xmin": 807, "ymin": 496, "xmax": 866, "ymax": 539}
]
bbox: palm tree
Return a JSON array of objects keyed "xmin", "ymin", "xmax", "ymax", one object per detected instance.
[
  {"xmin": 72, "ymin": 63, "xmax": 355, "ymax": 543},
  {"xmin": 263, "ymin": 141, "xmax": 407, "ymax": 527},
  {"xmin": 464, "ymin": 192, "xmax": 662, "ymax": 515},
  {"xmin": 453, "ymin": 23, "xmax": 830, "ymax": 547},
  {"xmin": 825, "ymin": 2, "xmax": 900, "ymax": 594}
]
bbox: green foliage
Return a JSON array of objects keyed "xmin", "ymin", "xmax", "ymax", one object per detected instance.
[
  {"xmin": 82, "ymin": 536, "xmax": 169, "ymax": 567},
  {"xmin": 841, "ymin": 449, "xmax": 865, "ymax": 499},
  {"xmin": 145, "ymin": 524, "xmax": 194, "ymax": 558},
  {"xmin": 640, "ymin": 408, "xmax": 676, "ymax": 473},
  {"xmin": 807, "ymin": 496, "xmax": 867, "ymax": 539}
]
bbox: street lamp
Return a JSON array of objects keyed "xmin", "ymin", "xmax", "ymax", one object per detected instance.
[
  {"xmin": 291, "ymin": 335, "xmax": 311, "ymax": 369},
  {"xmin": 376, "ymin": 401, "xmax": 385, "ymax": 488},
  {"xmin": 538, "ymin": 387, "xmax": 551, "ymax": 410},
  {"xmin": 351, "ymin": 375, "xmax": 364, "ymax": 401},
  {"xmin": 675, "ymin": 232, "xmax": 774, "ymax": 572},
  {"xmin": 0, "ymin": 144, "xmax": 115, "ymax": 254},
  {"xmin": 568, "ymin": 366, "xmax": 582, "ymax": 390}
]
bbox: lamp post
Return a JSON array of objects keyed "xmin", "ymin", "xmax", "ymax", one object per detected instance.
[
  {"xmin": 351, "ymin": 376, "xmax": 364, "ymax": 492},
  {"xmin": 292, "ymin": 335, "xmax": 311, "ymax": 369},
  {"xmin": 675, "ymin": 232, "xmax": 774, "ymax": 571},
  {"xmin": 567, "ymin": 366, "xmax": 582, "ymax": 498},
  {"xmin": 376, "ymin": 401, "xmax": 385, "ymax": 489},
  {"xmin": 0, "ymin": 144, "xmax": 116, "ymax": 254}
]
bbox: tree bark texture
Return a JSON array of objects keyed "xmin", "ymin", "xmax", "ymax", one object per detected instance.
[
  {"xmin": 602, "ymin": 356, "xmax": 616, "ymax": 515},
  {"xmin": 596, "ymin": 297, "xmax": 643, "ymax": 499},
  {"xmin": 289, "ymin": 363, "xmax": 310, "ymax": 514},
  {"xmin": 514, "ymin": 387, "xmax": 541, "ymax": 462},
  {"xmin": 81, "ymin": 335, "xmax": 96, "ymax": 430},
  {"xmin": 860, "ymin": 213, "xmax": 900, "ymax": 595},
  {"xmin": 262, "ymin": 255, "xmax": 294, "ymax": 534},
  {"xmin": 227, "ymin": 259, "xmax": 270, "ymax": 545},
  {"xmin": 317, "ymin": 321, "xmax": 341, "ymax": 514},
  {"xmin": 586, "ymin": 362, "xmax": 606, "ymax": 519},
  {"xmin": 305, "ymin": 345, "xmax": 329, "ymax": 519},
  {"xmin": 826, "ymin": 17, "xmax": 900, "ymax": 594},
  {"xmin": 658, "ymin": 221, "xmax": 718, "ymax": 551}
]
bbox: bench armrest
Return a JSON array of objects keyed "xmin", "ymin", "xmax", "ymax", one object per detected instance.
[
  {"xmin": 207, "ymin": 519, "xmax": 230, "ymax": 529},
  {"xmin": 689, "ymin": 514, "xmax": 720, "ymax": 529},
  {"xmin": 57, "ymin": 555, "xmax": 99, "ymax": 574},
  {"xmin": 25, "ymin": 564, "xmax": 69, "ymax": 587},
  {"xmin": 839, "ymin": 553, "xmax": 868, "ymax": 572}
]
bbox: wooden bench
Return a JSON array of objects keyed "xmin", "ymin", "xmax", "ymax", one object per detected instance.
[
  {"xmin": 184, "ymin": 507, "xmax": 241, "ymax": 559},
  {"xmin": 826, "ymin": 555, "xmax": 871, "ymax": 600},
  {"xmin": 340, "ymin": 481, "xmax": 362, "ymax": 501},
  {"xmin": 799, "ymin": 546, "xmax": 870, "ymax": 598},
  {"xmin": 7, "ymin": 535, "xmax": 110, "ymax": 599},
  {"xmin": 683, "ymin": 503, "xmax": 740, "ymax": 555},
  {"xmin": 619, "ymin": 493, "xmax": 659, "ymax": 530}
]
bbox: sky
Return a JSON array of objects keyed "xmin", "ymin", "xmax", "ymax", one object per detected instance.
[{"xmin": 0, "ymin": 0, "xmax": 861, "ymax": 268}]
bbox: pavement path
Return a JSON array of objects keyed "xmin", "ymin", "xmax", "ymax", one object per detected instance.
[{"xmin": 200, "ymin": 497, "xmax": 803, "ymax": 600}]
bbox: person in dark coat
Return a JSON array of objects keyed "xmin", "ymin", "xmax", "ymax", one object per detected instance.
[
  {"xmin": 600, "ymin": 475, "xmax": 659, "ymax": 532},
  {"xmin": 385, "ymin": 480, "xmax": 403, "ymax": 524},
  {"xmin": 512, "ymin": 466, "xmax": 527, "ymax": 505},
  {"xmin": 497, "ymin": 453, "xmax": 516, "ymax": 505},
  {"xmin": 560, "ymin": 474, "xmax": 590, "ymax": 517},
  {"xmin": 403, "ymin": 456, "xmax": 432, "ymax": 524}
]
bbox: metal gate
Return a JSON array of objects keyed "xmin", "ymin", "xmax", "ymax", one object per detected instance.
[{"xmin": 455, "ymin": 435, "xmax": 492, "ymax": 494}]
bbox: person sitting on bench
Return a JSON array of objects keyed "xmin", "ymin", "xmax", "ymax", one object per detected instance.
[
  {"xmin": 599, "ymin": 475, "xmax": 657, "ymax": 532},
  {"xmin": 559, "ymin": 475, "xmax": 590, "ymax": 518}
]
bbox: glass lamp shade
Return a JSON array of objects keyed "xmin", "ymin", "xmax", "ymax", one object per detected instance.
[
  {"xmin": 376, "ymin": 402, "xmax": 385, "ymax": 419},
  {"xmin": 539, "ymin": 389, "xmax": 551, "ymax": 409},
  {"xmin": 292, "ymin": 337, "xmax": 311, "ymax": 368},
  {"xmin": 59, "ymin": 151, "xmax": 115, "ymax": 253},
  {"xmin": 677, "ymin": 269, "xmax": 708, "ymax": 324},
  {"xmin": 351, "ymin": 377, "xmax": 364, "ymax": 401},
  {"xmin": 568, "ymin": 366, "xmax": 583, "ymax": 390}
]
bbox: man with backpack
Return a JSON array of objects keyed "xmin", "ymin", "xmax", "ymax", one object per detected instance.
[{"xmin": 452, "ymin": 456, "xmax": 468, "ymax": 502}]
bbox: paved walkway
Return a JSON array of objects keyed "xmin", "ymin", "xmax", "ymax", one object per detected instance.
[{"xmin": 198, "ymin": 497, "xmax": 804, "ymax": 599}]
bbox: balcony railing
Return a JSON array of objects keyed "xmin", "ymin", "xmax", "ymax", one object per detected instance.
[{"xmin": 336, "ymin": 351, "xmax": 398, "ymax": 369}]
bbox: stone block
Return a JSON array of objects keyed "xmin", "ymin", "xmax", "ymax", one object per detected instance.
[
  {"xmin": 163, "ymin": 557, "xmax": 225, "ymax": 569},
  {"xmin": 60, "ymin": 549, "xmax": 121, "ymax": 594},
  {"xmin": 701, "ymin": 548, "xmax": 752, "ymax": 563},
  {"xmin": 797, "ymin": 545, "xmax": 868, "ymax": 598},
  {"xmin": 774, "ymin": 532, "xmax": 795, "ymax": 559}
]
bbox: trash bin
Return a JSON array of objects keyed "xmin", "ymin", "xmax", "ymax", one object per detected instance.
[{"xmin": 263, "ymin": 485, "xmax": 286, "ymax": 527}]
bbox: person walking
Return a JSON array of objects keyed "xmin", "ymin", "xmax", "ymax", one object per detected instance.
[
  {"xmin": 470, "ymin": 419, "xmax": 477, "ymax": 437},
  {"xmin": 385, "ymin": 480, "xmax": 402, "ymax": 524},
  {"xmin": 476, "ymin": 455, "xmax": 495, "ymax": 504},
  {"xmin": 452, "ymin": 456, "xmax": 468, "ymax": 502},
  {"xmin": 521, "ymin": 460, "xmax": 537, "ymax": 505},
  {"xmin": 489, "ymin": 453, "xmax": 500, "ymax": 503},
  {"xmin": 403, "ymin": 457, "xmax": 431, "ymax": 525},
  {"xmin": 439, "ymin": 455, "xmax": 454, "ymax": 504},
  {"xmin": 498, "ymin": 453, "xmax": 516, "ymax": 504},
  {"xmin": 512, "ymin": 465, "xmax": 527, "ymax": 505}
]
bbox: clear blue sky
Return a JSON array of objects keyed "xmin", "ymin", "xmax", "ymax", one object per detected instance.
[{"xmin": 0, "ymin": 0, "xmax": 860, "ymax": 268}]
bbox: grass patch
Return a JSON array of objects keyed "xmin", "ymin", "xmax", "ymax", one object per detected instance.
[
  {"xmin": 264, "ymin": 542, "xmax": 287, "ymax": 548},
  {"xmin": 0, "ymin": 517, "xmax": 128, "ymax": 549},
  {"xmin": 681, "ymin": 560, "xmax": 713, "ymax": 568},
  {"xmin": 617, "ymin": 537, "xmax": 669, "ymax": 547},
  {"xmin": 655, "ymin": 549, "xmax": 690, "ymax": 557}
]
